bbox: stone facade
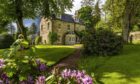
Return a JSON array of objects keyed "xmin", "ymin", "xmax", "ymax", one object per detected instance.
[
  {"xmin": 130, "ymin": 31, "xmax": 140, "ymax": 41},
  {"xmin": 40, "ymin": 14, "xmax": 85, "ymax": 45}
]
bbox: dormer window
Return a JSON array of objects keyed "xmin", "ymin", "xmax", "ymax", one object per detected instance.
[{"xmin": 75, "ymin": 18, "xmax": 79, "ymax": 22}]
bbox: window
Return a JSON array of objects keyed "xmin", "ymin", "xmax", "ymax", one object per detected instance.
[
  {"xmin": 58, "ymin": 24, "xmax": 61, "ymax": 29},
  {"xmin": 47, "ymin": 22, "xmax": 50, "ymax": 30},
  {"xmin": 69, "ymin": 37, "xmax": 71, "ymax": 41},
  {"xmin": 72, "ymin": 37, "xmax": 75, "ymax": 41},
  {"xmin": 67, "ymin": 25, "xmax": 70, "ymax": 30},
  {"xmin": 41, "ymin": 25, "xmax": 43, "ymax": 31}
]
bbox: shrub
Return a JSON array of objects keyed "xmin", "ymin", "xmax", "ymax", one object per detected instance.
[
  {"xmin": 0, "ymin": 34, "xmax": 94, "ymax": 84},
  {"xmin": 35, "ymin": 36, "xmax": 42, "ymax": 45},
  {"xmin": 0, "ymin": 34, "xmax": 14, "ymax": 49},
  {"xmin": 48, "ymin": 32, "xmax": 58, "ymax": 45},
  {"xmin": 83, "ymin": 28, "xmax": 123, "ymax": 56},
  {"xmin": 46, "ymin": 68, "xmax": 95, "ymax": 84},
  {"xmin": 1, "ymin": 36, "xmax": 48, "ymax": 83}
]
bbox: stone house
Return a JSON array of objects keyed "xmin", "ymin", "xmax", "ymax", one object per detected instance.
[{"xmin": 40, "ymin": 14, "xmax": 85, "ymax": 45}]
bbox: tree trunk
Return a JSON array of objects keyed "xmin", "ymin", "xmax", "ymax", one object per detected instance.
[
  {"xmin": 15, "ymin": 0, "xmax": 27, "ymax": 40},
  {"xmin": 123, "ymin": 0, "xmax": 131, "ymax": 43},
  {"xmin": 123, "ymin": 15, "xmax": 130, "ymax": 43},
  {"xmin": 17, "ymin": 17, "xmax": 27, "ymax": 40}
]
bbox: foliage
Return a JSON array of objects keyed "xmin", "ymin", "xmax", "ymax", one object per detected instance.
[
  {"xmin": 28, "ymin": 23, "xmax": 37, "ymax": 35},
  {"xmin": 78, "ymin": 1, "xmax": 101, "ymax": 30},
  {"xmin": 0, "ymin": 37, "xmax": 91, "ymax": 83},
  {"xmin": 49, "ymin": 32, "xmax": 58, "ymax": 45},
  {"xmin": 78, "ymin": 6, "xmax": 95, "ymax": 29},
  {"xmin": 35, "ymin": 36, "xmax": 42, "ymax": 45},
  {"xmin": 0, "ymin": 34, "xmax": 14, "ymax": 49},
  {"xmin": 104, "ymin": 0, "xmax": 140, "ymax": 42},
  {"xmin": 0, "ymin": 19, "xmax": 10, "ymax": 33},
  {"xmin": 27, "ymin": 23, "xmax": 38, "ymax": 45},
  {"xmin": 1, "ymin": 35, "xmax": 48, "ymax": 83},
  {"xmin": 46, "ymin": 68, "xmax": 95, "ymax": 84},
  {"xmin": 75, "ymin": 30, "xmax": 86, "ymax": 40},
  {"xmin": 93, "ymin": 0, "xmax": 101, "ymax": 26},
  {"xmin": 78, "ymin": 45, "xmax": 140, "ymax": 84},
  {"xmin": 83, "ymin": 28, "xmax": 123, "ymax": 56},
  {"xmin": 0, "ymin": 0, "xmax": 73, "ymax": 39}
]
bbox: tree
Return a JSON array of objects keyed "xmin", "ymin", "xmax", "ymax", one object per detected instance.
[
  {"xmin": 0, "ymin": 19, "xmax": 9, "ymax": 33},
  {"xmin": 78, "ymin": 0, "xmax": 101, "ymax": 30},
  {"xmin": 104, "ymin": 0, "xmax": 140, "ymax": 42},
  {"xmin": 93, "ymin": 0, "xmax": 101, "ymax": 27},
  {"xmin": 78, "ymin": 6, "xmax": 94, "ymax": 30},
  {"xmin": 0, "ymin": 0, "xmax": 73, "ymax": 39},
  {"xmin": 28, "ymin": 23, "xmax": 37, "ymax": 35},
  {"xmin": 27, "ymin": 23, "xmax": 38, "ymax": 45},
  {"xmin": 123, "ymin": 0, "xmax": 140, "ymax": 43}
]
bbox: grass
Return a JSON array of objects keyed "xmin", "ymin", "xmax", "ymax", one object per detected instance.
[
  {"xmin": 0, "ymin": 45, "xmax": 76, "ymax": 66},
  {"xmin": 34, "ymin": 45, "xmax": 76, "ymax": 66},
  {"xmin": 78, "ymin": 44, "xmax": 140, "ymax": 84}
]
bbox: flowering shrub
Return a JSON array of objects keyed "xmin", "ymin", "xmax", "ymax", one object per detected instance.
[
  {"xmin": 0, "ymin": 58, "xmax": 94, "ymax": 84},
  {"xmin": 36, "ymin": 76, "xmax": 46, "ymax": 84},
  {"xmin": 0, "ymin": 34, "xmax": 95, "ymax": 84},
  {"xmin": 0, "ymin": 59, "xmax": 5, "ymax": 68},
  {"xmin": 36, "ymin": 59, "xmax": 47, "ymax": 72},
  {"xmin": 61, "ymin": 69, "xmax": 93, "ymax": 84},
  {"xmin": 0, "ymin": 58, "xmax": 47, "ymax": 84},
  {"xmin": 0, "ymin": 34, "xmax": 48, "ymax": 83}
]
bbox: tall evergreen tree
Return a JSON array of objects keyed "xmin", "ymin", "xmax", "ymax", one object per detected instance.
[
  {"xmin": 78, "ymin": 0, "xmax": 101, "ymax": 30},
  {"xmin": 28, "ymin": 23, "xmax": 37, "ymax": 35}
]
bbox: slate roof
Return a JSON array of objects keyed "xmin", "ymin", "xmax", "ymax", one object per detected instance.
[
  {"xmin": 56, "ymin": 14, "xmax": 84, "ymax": 25},
  {"xmin": 61, "ymin": 14, "xmax": 75, "ymax": 23}
]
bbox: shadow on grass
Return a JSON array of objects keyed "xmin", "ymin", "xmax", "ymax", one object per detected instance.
[{"xmin": 79, "ymin": 44, "xmax": 140, "ymax": 84}]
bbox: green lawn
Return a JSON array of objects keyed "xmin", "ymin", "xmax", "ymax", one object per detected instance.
[
  {"xmin": 35, "ymin": 45, "xmax": 76, "ymax": 66},
  {"xmin": 0, "ymin": 45, "xmax": 76, "ymax": 66},
  {"xmin": 78, "ymin": 44, "xmax": 140, "ymax": 84}
]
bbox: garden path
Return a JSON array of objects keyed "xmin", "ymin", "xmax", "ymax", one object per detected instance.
[{"xmin": 50, "ymin": 46, "xmax": 82, "ymax": 70}]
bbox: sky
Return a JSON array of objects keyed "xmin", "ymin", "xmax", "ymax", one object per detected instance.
[{"xmin": 66, "ymin": 0, "xmax": 82, "ymax": 15}]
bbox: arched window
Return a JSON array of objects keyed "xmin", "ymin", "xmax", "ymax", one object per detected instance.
[{"xmin": 47, "ymin": 22, "xmax": 50, "ymax": 30}]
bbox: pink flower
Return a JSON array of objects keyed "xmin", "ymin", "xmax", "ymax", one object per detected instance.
[
  {"xmin": 36, "ymin": 76, "xmax": 46, "ymax": 84},
  {"xmin": 61, "ymin": 69, "xmax": 93, "ymax": 84}
]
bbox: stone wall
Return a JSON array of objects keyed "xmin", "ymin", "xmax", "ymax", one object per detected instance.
[{"xmin": 40, "ymin": 18, "xmax": 85, "ymax": 45}]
